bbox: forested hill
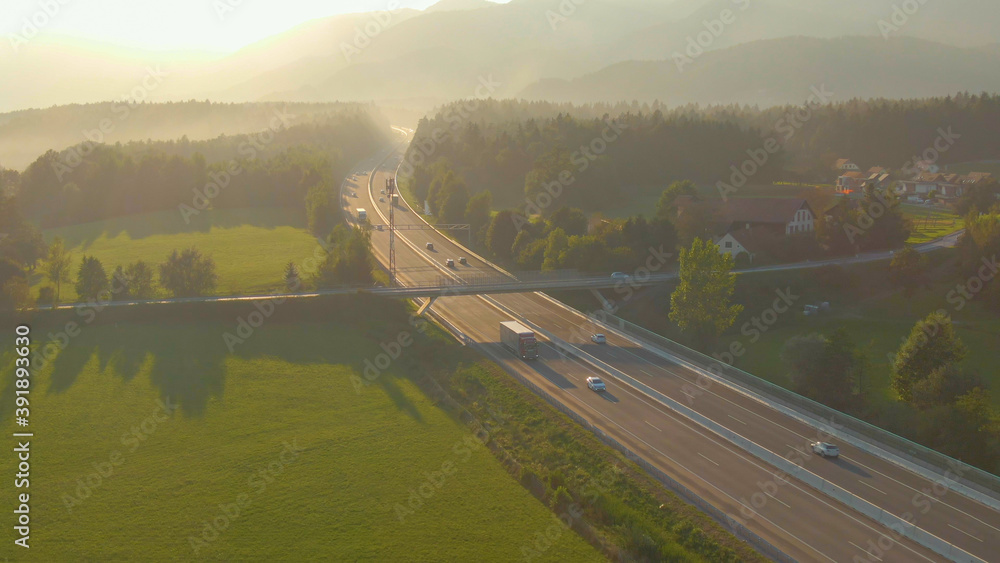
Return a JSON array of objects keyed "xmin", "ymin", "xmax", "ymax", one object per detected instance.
[
  {"xmin": 519, "ymin": 36, "xmax": 1000, "ymax": 108},
  {"xmin": 405, "ymin": 102, "xmax": 783, "ymax": 214},
  {"xmin": 6, "ymin": 110, "xmax": 390, "ymax": 228},
  {"xmin": 0, "ymin": 101, "xmax": 388, "ymax": 170},
  {"xmin": 405, "ymin": 95, "xmax": 1000, "ymax": 209}
]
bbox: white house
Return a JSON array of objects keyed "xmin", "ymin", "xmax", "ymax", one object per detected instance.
[{"xmin": 714, "ymin": 231, "xmax": 754, "ymax": 263}]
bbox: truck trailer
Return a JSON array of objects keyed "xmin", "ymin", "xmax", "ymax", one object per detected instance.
[{"xmin": 500, "ymin": 321, "xmax": 538, "ymax": 360}]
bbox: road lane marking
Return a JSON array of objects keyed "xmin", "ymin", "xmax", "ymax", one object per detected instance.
[
  {"xmin": 849, "ymin": 541, "xmax": 882, "ymax": 561},
  {"xmin": 765, "ymin": 492, "xmax": 791, "ymax": 509},
  {"xmin": 948, "ymin": 524, "xmax": 983, "ymax": 542},
  {"xmin": 639, "ymin": 369, "xmax": 652, "ymax": 376},
  {"xmin": 857, "ymin": 480, "xmax": 887, "ymax": 495},
  {"xmin": 644, "ymin": 420, "xmax": 661, "ymax": 432},
  {"xmin": 728, "ymin": 415, "xmax": 747, "ymax": 425},
  {"xmin": 697, "ymin": 452, "xmax": 719, "ymax": 466}
]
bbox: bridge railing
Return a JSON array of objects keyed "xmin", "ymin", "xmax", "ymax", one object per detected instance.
[{"xmin": 603, "ymin": 313, "xmax": 1000, "ymax": 500}]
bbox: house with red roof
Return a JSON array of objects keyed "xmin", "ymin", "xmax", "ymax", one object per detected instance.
[{"xmin": 675, "ymin": 197, "xmax": 817, "ymax": 261}]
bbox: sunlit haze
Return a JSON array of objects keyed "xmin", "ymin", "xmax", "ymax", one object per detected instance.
[
  {"xmin": 1, "ymin": 2, "xmax": 999, "ymax": 562},
  {"xmin": 4, "ymin": 0, "xmax": 506, "ymax": 52}
]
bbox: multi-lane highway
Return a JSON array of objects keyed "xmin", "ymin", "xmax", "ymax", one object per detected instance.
[{"xmin": 341, "ymin": 139, "xmax": 998, "ymax": 563}]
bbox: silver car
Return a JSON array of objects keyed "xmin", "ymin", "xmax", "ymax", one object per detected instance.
[
  {"xmin": 811, "ymin": 442, "xmax": 840, "ymax": 458},
  {"xmin": 586, "ymin": 377, "xmax": 606, "ymax": 392}
]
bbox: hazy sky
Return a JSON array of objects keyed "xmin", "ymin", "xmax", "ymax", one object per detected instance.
[{"xmin": 4, "ymin": 0, "xmax": 504, "ymax": 53}]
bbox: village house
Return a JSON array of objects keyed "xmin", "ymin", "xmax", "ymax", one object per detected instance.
[
  {"xmin": 675, "ymin": 197, "xmax": 817, "ymax": 262},
  {"xmin": 834, "ymin": 159, "xmax": 860, "ymax": 172},
  {"xmin": 896, "ymin": 171, "xmax": 994, "ymax": 199},
  {"xmin": 836, "ymin": 171, "xmax": 867, "ymax": 193},
  {"xmin": 837, "ymin": 166, "xmax": 890, "ymax": 193}
]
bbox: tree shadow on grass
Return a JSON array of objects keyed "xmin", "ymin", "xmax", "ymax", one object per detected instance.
[
  {"xmin": 43, "ymin": 323, "xmax": 226, "ymax": 418},
  {"xmin": 54, "ymin": 207, "xmax": 306, "ymax": 250},
  {"xmin": 33, "ymin": 316, "xmax": 427, "ymax": 423}
]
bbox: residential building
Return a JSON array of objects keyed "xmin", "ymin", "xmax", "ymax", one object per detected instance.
[
  {"xmin": 676, "ymin": 197, "xmax": 817, "ymax": 237},
  {"xmin": 834, "ymin": 159, "xmax": 860, "ymax": 172},
  {"xmin": 714, "ymin": 228, "xmax": 764, "ymax": 263},
  {"xmin": 837, "ymin": 171, "xmax": 867, "ymax": 193},
  {"xmin": 896, "ymin": 172, "xmax": 993, "ymax": 199}
]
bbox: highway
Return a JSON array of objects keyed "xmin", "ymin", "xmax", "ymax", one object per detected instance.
[{"xmin": 342, "ymin": 140, "xmax": 998, "ymax": 562}]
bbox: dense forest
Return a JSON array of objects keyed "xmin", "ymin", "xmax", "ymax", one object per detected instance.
[
  {"xmin": 0, "ymin": 101, "xmax": 390, "ymax": 170},
  {"xmin": 404, "ymin": 95, "xmax": 1000, "ymax": 209},
  {"xmin": 5, "ymin": 111, "xmax": 390, "ymax": 228},
  {"xmin": 404, "ymin": 103, "xmax": 783, "ymax": 213},
  {"xmin": 728, "ymin": 92, "xmax": 1000, "ymax": 177}
]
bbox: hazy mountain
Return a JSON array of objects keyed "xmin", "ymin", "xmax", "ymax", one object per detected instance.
[
  {"xmin": 426, "ymin": 0, "xmax": 497, "ymax": 13},
  {"xmin": 1, "ymin": 0, "xmax": 998, "ymax": 114},
  {"xmin": 519, "ymin": 37, "xmax": 1000, "ymax": 107},
  {"xmin": 217, "ymin": 0, "xmax": 1000, "ymax": 106}
]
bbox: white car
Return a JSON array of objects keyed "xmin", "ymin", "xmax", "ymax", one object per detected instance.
[
  {"xmin": 811, "ymin": 442, "xmax": 840, "ymax": 458},
  {"xmin": 611, "ymin": 272, "xmax": 631, "ymax": 280},
  {"xmin": 586, "ymin": 377, "xmax": 606, "ymax": 392},
  {"xmin": 445, "ymin": 259, "xmax": 455, "ymax": 268},
  {"xmin": 426, "ymin": 242, "xmax": 434, "ymax": 251},
  {"xmin": 591, "ymin": 334, "xmax": 606, "ymax": 344}
]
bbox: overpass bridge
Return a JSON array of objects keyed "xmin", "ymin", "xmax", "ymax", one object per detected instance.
[{"xmin": 31, "ymin": 270, "xmax": 678, "ymax": 312}]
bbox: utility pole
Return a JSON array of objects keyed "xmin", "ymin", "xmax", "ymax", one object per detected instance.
[{"xmin": 387, "ymin": 177, "xmax": 397, "ymax": 286}]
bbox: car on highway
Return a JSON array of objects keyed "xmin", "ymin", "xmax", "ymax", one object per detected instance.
[
  {"xmin": 445, "ymin": 259, "xmax": 455, "ymax": 268},
  {"xmin": 811, "ymin": 442, "xmax": 840, "ymax": 458},
  {"xmin": 586, "ymin": 377, "xmax": 606, "ymax": 392},
  {"xmin": 379, "ymin": 197, "xmax": 385, "ymax": 202},
  {"xmin": 380, "ymin": 189, "xmax": 385, "ymax": 194},
  {"xmin": 426, "ymin": 242, "xmax": 434, "ymax": 251},
  {"xmin": 591, "ymin": 334, "xmax": 606, "ymax": 344},
  {"xmin": 611, "ymin": 272, "xmax": 631, "ymax": 280},
  {"xmin": 459, "ymin": 257, "xmax": 467, "ymax": 265}
]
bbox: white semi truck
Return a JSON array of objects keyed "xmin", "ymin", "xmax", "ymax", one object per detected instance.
[{"xmin": 500, "ymin": 321, "xmax": 538, "ymax": 360}]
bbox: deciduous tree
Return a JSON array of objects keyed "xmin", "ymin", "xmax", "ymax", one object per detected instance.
[
  {"xmin": 888, "ymin": 245, "xmax": 928, "ymax": 296},
  {"xmin": 44, "ymin": 236, "xmax": 73, "ymax": 302},
  {"xmin": 669, "ymin": 238, "xmax": 743, "ymax": 343},
  {"xmin": 159, "ymin": 248, "xmax": 218, "ymax": 298},
  {"xmin": 892, "ymin": 311, "xmax": 967, "ymax": 403},
  {"xmin": 75, "ymin": 256, "xmax": 110, "ymax": 301}
]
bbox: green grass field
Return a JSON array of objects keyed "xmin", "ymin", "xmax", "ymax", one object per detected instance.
[
  {"xmin": 945, "ymin": 161, "xmax": 1000, "ymax": 177},
  {"xmin": 900, "ymin": 204, "xmax": 964, "ymax": 245},
  {"xmin": 0, "ymin": 299, "xmax": 601, "ymax": 561},
  {"xmin": 35, "ymin": 207, "xmax": 320, "ymax": 301}
]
